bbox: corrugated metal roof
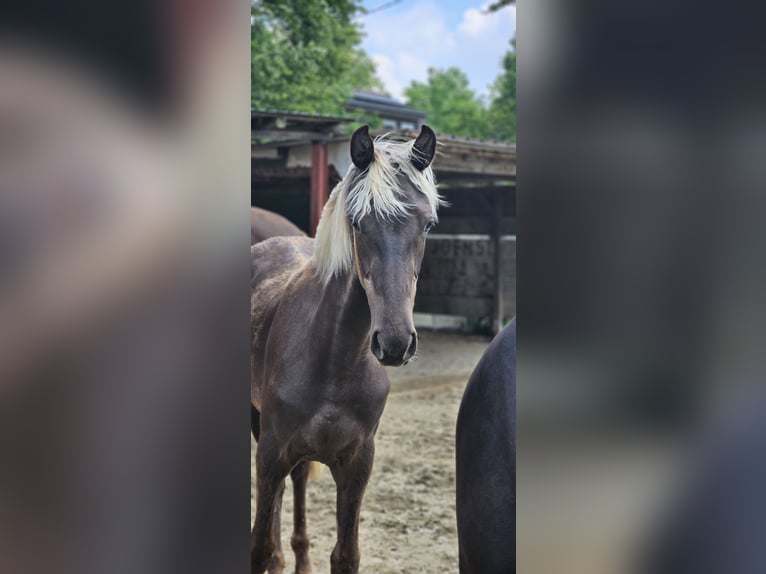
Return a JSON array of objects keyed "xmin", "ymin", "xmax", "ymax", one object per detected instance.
[{"xmin": 347, "ymin": 91, "xmax": 426, "ymax": 119}]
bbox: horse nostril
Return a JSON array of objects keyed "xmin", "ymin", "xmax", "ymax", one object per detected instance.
[
  {"xmin": 371, "ymin": 331, "xmax": 384, "ymax": 360},
  {"xmin": 404, "ymin": 332, "xmax": 417, "ymax": 360}
]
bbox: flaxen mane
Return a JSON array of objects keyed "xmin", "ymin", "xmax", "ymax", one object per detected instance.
[{"xmin": 313, "ymin": 136, "xmax": 442, "ymax": 284}]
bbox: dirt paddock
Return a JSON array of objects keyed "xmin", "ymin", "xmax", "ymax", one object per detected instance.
[{"xmin": 251, "ymin": 331, "xmax": 490, "ymax": 574}]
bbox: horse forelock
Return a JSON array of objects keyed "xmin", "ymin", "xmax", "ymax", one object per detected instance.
[{"xmin": 313, "ymin": 136, "xmax": 442, "ymax": 285}]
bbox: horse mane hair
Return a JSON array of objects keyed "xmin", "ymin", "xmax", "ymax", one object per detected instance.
[{"xmin": 313, "ymin": 135, "xmax": 442, "ymax": 285}]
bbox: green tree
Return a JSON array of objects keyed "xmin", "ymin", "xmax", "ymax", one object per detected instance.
[
  {"xmin": 251, "ymin": 0, "xmax": 382, "ymax": 114},
  {"xmin": 488, "ymin": 38, "xmax": 516, "ymax": 142},
  {"xmin": 404, "ymin": 67, "xmax": 490, "ymax": 138}
]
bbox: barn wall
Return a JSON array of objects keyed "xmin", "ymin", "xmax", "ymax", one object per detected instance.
[
  {"xmin": 415, "ymin": 234, "xmax": 516, "ymax": 328},
  {"xmin": 412, "ymin": 185, "xmax": 516, "ymax": 330},
  {"xmin": 251, "ymin": 181, "xmax": 311, "ymax": 233}
]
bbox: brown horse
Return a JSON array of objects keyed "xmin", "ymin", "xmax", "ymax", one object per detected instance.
[
  {"xmin": 251, "ymin": 207, "xmax": 305, "ymax": 245},
  {"xmin": 250, "ymin": 125, "xmax": 440, "ymax": 574}
]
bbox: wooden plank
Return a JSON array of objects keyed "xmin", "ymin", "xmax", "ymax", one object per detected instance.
[
  {"xmin": 492, "ymin": 186, "xmax": 504, "ymax": 335},
  {"xmin": 501, "ymin": 237, "xmax": 517, "ymax": 321},
  {"xmin": 252, "ymin": 166, "xmax": 310, "ymax": 180},
  {"xmin": 414, "ymin": 294, "xmax": 493, "ymax": 317},
  {"xmin": 252, "ymin": 130, "xmax": 332, "ymax": 141},
  {"xmin": 417, "ymin": 236, "xmax": 496, "ymax": 304},
  {"xmin": 309, "ymin": 142, "xmax": 329, "ymax": 236}
]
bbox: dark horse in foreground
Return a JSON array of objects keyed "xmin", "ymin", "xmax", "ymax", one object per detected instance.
[
  {"xmin": 251, "ymin": 206, "xmax": 305, "ymax": 245},
  {"xmin": 251, "ymin": 125, "xmax": 440, "ymax": 573},
  {"xmin": 456, "ymin": 319, "xmax": 516, "ymax": 573}
]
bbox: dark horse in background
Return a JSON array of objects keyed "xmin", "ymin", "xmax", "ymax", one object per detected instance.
[
  {"xmin": 639, "ymin": 386, "xmax": 766, "ymax": 574},
  {"xmin": 456, "ymin": 318, "xmax": 516, "ymax": 573},
  {"xmin": 251, "ymin": 206, "xmax": 305, "ymax": 245},
  {"xmin": 251, "ymin": 125, "xmax": 441, "ymax": 574}
]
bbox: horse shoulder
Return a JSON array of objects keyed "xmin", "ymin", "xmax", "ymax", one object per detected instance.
[
  {"xmin": 457, "ymin": 322, "xmax": 516, "ymax": 438},
  {"xmin": 251, "ymin": 236, "xmax": 316, "ymax": 408}
]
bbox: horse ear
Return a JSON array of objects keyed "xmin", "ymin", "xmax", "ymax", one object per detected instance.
[
  {"xmin": 350, "ymin": 125, "xmax": 374, "ymax": 170},
  {"xmin": 411, "ymin": 124, "xmax": 436, "ymax": 171}
]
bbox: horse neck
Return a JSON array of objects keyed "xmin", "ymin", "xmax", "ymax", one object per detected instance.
[{"xmin": 318, "ymin": 270, "xmax": 371, "ymax": 361}]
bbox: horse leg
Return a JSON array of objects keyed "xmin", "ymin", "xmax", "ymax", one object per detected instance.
[
  {"xmin": 329, "ymin": 440, "xmax": 375, "ymax": 574},
  {"xmin": 270, "ymin": 479, "xmax": 286, "ymax": 574},
  {"xmin": 251, "ymin": 404, "xmax": 261, "ymax": 442},
  {"xmin": 290, "ymin": 461, "xmax": 312, "ymax": 574},
  {"xmin": 252, "ymin": 432, "xmax": 289, "ymax": 574}
]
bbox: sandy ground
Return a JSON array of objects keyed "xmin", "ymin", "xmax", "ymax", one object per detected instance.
[{"xmin": 251, "ymin": 331, "xmax": 491, "ymax": 573}]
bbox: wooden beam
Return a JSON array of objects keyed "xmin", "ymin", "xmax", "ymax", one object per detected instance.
[
  {"xmin": 252, "ymin": 130, "xmax": 332, "ymax": 141},
  {"xmin": 309, "ymin": 142, "xmax": 329, "ymax": 236},
  {"xmin": 492, "ymin": 185, "xmax": 504, "ymax": 335}
]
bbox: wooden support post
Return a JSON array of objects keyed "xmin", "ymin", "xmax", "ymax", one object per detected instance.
[
  {"xmin": 309, "ymin": 141, "xmax": 329, "ymax": 236},
  {"xmin": 492, "ymin": 185, "xmax": 505, "ymax": 335}
]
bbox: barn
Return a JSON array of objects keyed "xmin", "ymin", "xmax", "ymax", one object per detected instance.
[{"xmin": 252, "ymin": 106, "xmax": 515, "ymax": 334}]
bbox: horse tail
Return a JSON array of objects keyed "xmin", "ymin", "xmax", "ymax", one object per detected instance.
[{"xmin": 307, "ymin": 461, "xmax": 323, "ymax": 481}]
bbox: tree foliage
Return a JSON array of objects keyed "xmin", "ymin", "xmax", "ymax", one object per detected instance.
[
  {"xmin": 251, "ymin": 0, "xmax": 382, "ymax": 114},
  {"xmin": 404, "ymin": 67, "xmax": 491, "ymax": 139},
  {"xmin": 486, "ymin": 0, "xmax": 515, "ymax": 12},
  {"xmin": 251, "ymin": 0, "xmax": 515, "ymax": 141},
  {"xmin": 488, "ymin": 38, "xmax": 516, "ymax": 141},
  {"xmin": 403, "ymin": 56, "xmax": 515, "ymax": 143}
]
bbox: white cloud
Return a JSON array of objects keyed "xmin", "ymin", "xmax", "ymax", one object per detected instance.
[
  {"xmin": 458, "ymin": 8, "xmax": 490, "ymax": 37},
  {"xmin": 371, "ymin": 51, "xmax": 429, "ymax": 101},
  {"xmin": 371, "ymin": 54, "xmax": 403, "ymax": 100},
  {"xmin": 398, "ymin": 53, "xmax": 429, "ymax": 84},
  {"xmin": 361, "ymin": 2, "xmax": 516, "ymax": 101},
  {"xmin": 362, "ymin": 2, "xmax": 454, "ymax": 100},
  {"xmin": 458, "ymin": 4, "xmax": 515, "ymax": 40},
  {"xmin": 453, "ymin": 4, "xmax": 516, "ymax": 97},
  {"xmin": 363, "ymin": 2, "xmax": 455, "ymax": 60}
]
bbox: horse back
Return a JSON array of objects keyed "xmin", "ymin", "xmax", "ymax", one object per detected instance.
[
  {"xmin": 456, "ymin": 319, "xmax": 516, "ymax": 574},
  {"xmin": 251, "ymin": 236, "xmax": 314, "ymax": 408},
  {"xmin": 251, "ymin": 235, "xmax": 313, "ymax": 287},
  {"xmin": 250, "ymin": 207, "xmax": 305, "ymax": 245}
]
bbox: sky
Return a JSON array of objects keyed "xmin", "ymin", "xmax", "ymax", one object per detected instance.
[{"xmin": 358, "ymin": 0, "xmax": 516, "ymax": 102}]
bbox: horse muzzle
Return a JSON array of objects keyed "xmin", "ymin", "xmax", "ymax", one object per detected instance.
[{"xmin": 371, "ymin": 329, "xmax": 417, "ymax": 366}]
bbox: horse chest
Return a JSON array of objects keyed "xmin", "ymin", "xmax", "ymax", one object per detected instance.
[
  {"xmin": 273, "ymin": 375, "xmax": 388, "ymax": 465},
  {"xmin": 280, "ymin": 380, "xmax": 387, "ymax": 428},
  {"xmin": 277, "ymin": 402, "xmax": 367, "ymax": 466}
]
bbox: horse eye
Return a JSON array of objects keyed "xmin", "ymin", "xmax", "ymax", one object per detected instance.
[{"xmin": 424, "ymin": 220, "xmax": 435, "ymax": 233}]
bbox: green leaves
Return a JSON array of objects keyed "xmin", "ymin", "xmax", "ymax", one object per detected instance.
[
  {"xmin": 488, "ymin": 39, "xmax": 516, "ymax": 142},
  {"xmin": 403, "ymin": 52, "xmax": 516, "ymax": 143},
  {"xmin": 251, "ymin": 1, "xmax": 515, "ymax": 142},
  {"xmin": 404, "ymin": 67, "xmax": 490, "ymax": 139},
  {"xmin": 251, "ymin": 0, "xmax": 380, "ymax": 115}
]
